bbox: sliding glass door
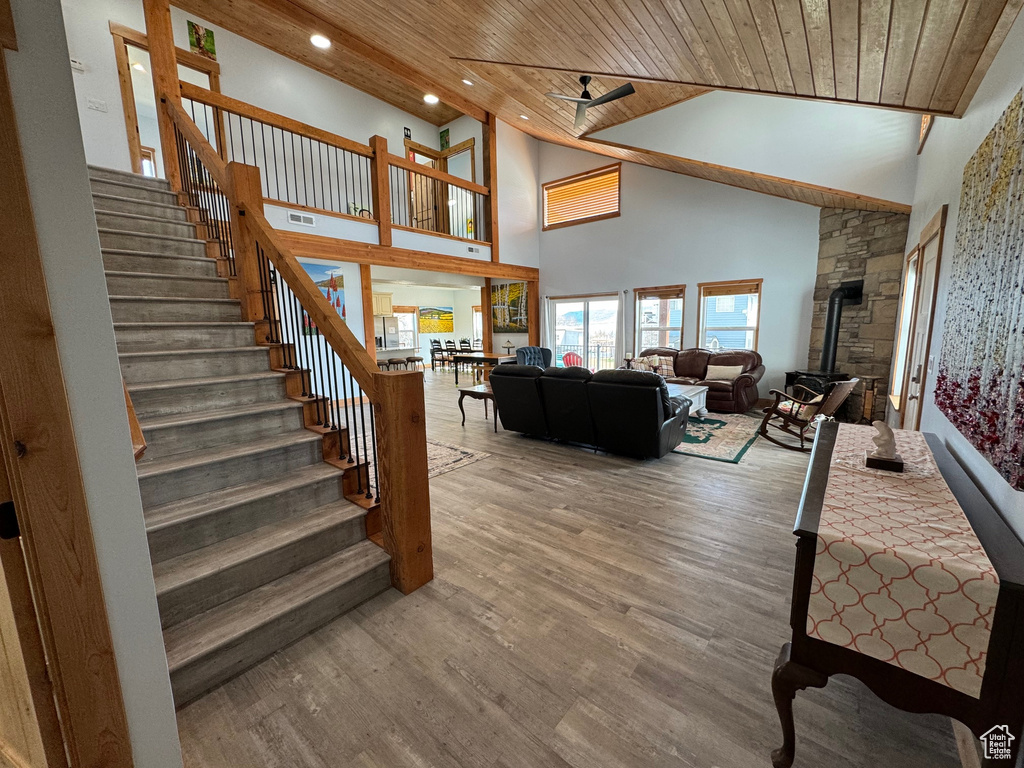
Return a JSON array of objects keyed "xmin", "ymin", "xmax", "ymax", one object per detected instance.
[{"xmin": 549, "ymin": 295, "xmax": 620, "ymax": 370}]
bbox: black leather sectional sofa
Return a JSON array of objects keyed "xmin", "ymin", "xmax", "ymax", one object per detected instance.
[{"xmin": 488, "ymin": 365, "xmax": 691, "ymax": 459}]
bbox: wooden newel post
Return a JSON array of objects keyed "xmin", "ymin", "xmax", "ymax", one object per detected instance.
[
  {"xmin": 226, "ymin": 162, "xmax": 266, "ymax": 327},
  {"xmin": 374, "ymin": 370, "xmax": 432, "ymax": 594},
  {"xmin": 368, "ymin": 135, "xmax": 392, "ymax": 247},
  {"xmin": 142, "ymin": 0, "xmax": 181, "ymax": 191}
]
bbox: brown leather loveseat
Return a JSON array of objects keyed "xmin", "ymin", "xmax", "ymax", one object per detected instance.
[{"xmin": 637, "ymin": 347, "xmax": 765, "ymax": 413}]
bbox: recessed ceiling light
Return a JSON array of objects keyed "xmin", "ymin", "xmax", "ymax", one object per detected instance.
[
  {"xmin": 424, "ymin": 93, "xmax": 440, "ymax": 105},
  {"xmin": 520, "ymin": 114, "xmax": 529, "ymax": 120},
  {"xmin": 462, "ymin": 79, "xmax": 473, "ymax": 86},
  {"xmin": 310, "ymin": 34, "xmax": 331, "ymax": 49},
  {"xmin": 132, "ymin": 62, "xmax": 146, "ymax": 73}
]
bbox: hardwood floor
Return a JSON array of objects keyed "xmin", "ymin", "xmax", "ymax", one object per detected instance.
[{"xmin": 176, "ymin": 369, "xmax": 959, "ymax": 767}]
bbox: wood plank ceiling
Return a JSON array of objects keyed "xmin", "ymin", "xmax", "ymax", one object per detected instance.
[{"xmin": 175, "ymin": 0, "xmax": 1023, "ymax": 213}]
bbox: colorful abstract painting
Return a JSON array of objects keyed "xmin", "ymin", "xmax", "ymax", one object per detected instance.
[
  {"xmin": 492, "ymin": 281, "xmax": 528, "ymax": 333},
  {"xmin": 297, "ymin": 260, "xmax": 345, "ymax": 334},
  {"xmin": 933, "ymin": 88, "xmax": 1024, "ymax": 490},
  {"xmin": 418, "ymin": 306, "xmax": 453, "ymax": 333}
]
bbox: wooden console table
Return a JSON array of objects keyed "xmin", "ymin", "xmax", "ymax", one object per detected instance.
[{"xmin": 773, "ymin": 422, "xmax": 1024, "ymax": 767}]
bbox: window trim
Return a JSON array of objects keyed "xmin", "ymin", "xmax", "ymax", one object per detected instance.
[
  {"xmin": 696, "ymin": 279, "xmax": 762, "ymax": 351},
  {"xmin": 634, "ymin": 284, "xmax": 686, "ymax": 353},
  {"xmin": 391, "ymin": 305, "xmax": 419, "ymax": 350},
  {"xmin": 542, "ymin": 163, "xmax": 621, "ymax": 231}
]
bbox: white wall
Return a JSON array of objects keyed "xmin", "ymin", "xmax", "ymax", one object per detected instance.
[
  {"xmin": 496, "ymin": 120, "xmax": 541, "ymax": 268},
  {"xmin": 439, "ymin": 114, "xmax": 484, "ymax": 183},
  {"xmin": 593, "ymin": 90, "xmax": 921, "ymax": 205},
  {"xmin": 538, "ymin": 143, "xmax": 820, "ymax": 392},
  {"xmin": 61, "ymin": 0, "xmax": 439, "ymax": 172},
  {"xmin": 904, "ymin": 11, "xmax": 1024, "ymax": 539},
  {"xmin": 8, "ymin": 0, "xmax": 182, "ymax": 764}
]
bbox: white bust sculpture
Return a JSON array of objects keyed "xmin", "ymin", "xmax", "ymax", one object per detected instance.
[{"xmin": 869, "ymin": 420, "xmax": 898, "ymax": 459}]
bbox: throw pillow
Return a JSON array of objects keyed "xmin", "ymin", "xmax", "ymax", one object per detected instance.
[
  {"xmin": 640, "ymin": 354, "xmax": 675, "ymax": 377},
  {"xmin": 779, "ymin": 394, "xmax": 824, "ymax": 420},
  {"xmin": 705, "ymin": 364, "xmax": 745, "ymax": 381},
  {"xmin": 630, "ymin": 357, "xmax": 654, "ymax": 372}
]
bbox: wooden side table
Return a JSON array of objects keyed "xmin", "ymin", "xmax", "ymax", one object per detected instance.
[{"xmin": 457, "ymin": 384, "xmax": 498, "ymax": 433}]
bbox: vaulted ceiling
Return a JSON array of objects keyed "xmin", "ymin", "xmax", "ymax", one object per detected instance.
[{"xmin": 175, "ymin": 0, "xmax": 1023, "ymax": 212}]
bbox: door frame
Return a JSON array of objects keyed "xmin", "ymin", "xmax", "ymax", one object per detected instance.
[
  {"xmin": 1, "ymin": 32, "xmax": 134, "ymax": 766},
  {"xmin": 546, "ymin": 292, "xmax": 622, "ymax": 369},
  {"xmin": 898, "ymin": 205, "xmax": 947, "ymax": 430},
  {"xmin": 109, "ymin": 21, "xmax": 223, "ymax": 174}
]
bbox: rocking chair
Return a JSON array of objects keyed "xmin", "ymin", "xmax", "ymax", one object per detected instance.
[{"xmin": 758, "ymin": 378, "xmax": 859, "ymax": 452}]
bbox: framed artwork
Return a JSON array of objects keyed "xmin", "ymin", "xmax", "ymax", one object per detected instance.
[
  {"xmin": 297, "ymin": 260, "xmax": 345, "ymax": 334},
  {"xmin": 418, "ymin": 306, "xmax": 454, "ymax": 333},
  {"xmin": 187, "ymin": 21, "xmax": 216, "ymax": 61},
  {"xmin": 491, "ymin": 281, "xmax": 528, "ymax": 333},
  {"xmin": 933, "ymin": 88, "xmax": 1024, "ymax": 490},
  {"xmin": 440, "ymin": 128, "xmax": 450, "ymax": 151}
]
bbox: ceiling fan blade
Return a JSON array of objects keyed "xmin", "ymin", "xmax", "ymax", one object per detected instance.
[
  {"xmin": 574, "ymin": 102, "xmax": 588, "ymax": 130},
  {"xmin": 546, "ymin": 92, "xmax": 591, "ymax": 103},
  {"xmin": 587, "ymin": 82, "xmax": 636, "ymax": 107}
]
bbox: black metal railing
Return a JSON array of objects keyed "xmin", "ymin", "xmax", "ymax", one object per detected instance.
[
  {"xmin": 254, "ymin": 241, "xmax": 379, "ymax": 501},
  {"xmin": 182, "ymin": 97, "xmax": 375, "ymax": 220},
  {"xmin": 389, "ymin": 163, "xmax": 488, "ymax": 242},
  {"xmin": 173, "ymin": 122, "xmax": 235, "ymax": 275}
]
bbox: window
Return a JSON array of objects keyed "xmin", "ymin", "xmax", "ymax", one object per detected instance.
[
  {"xmin": 472, "ymin": 305, "xmax": 483, "ymax": 345},
  {"xmin": 542, "ymin": 163, "xmax": 621, "ymax": 230},
  {"xmin": 890, "ymin": 248, "xmax": 919, "ymax": 405},
  {"xmin": 635, "ymin": 285, "xmax": 685, "ymax": 352},
  {"xmin": 697, "ymin": 280, "xmax": 762, "ymax": 351},
  {"xmin": 548, "ymin": 294, "xmax": 621, "ymax": 370},
  {"xmin": 392, "ymin": 306, "xmax": 418, "ymax": 350}
]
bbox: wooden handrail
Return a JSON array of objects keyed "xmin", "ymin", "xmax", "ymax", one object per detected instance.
[
  {"xmin": 387, "ymin": 152, "xmax": 490, "ymax": 196},
  {"xmin": 179, "ymin": 82, "xmax": 375, "ymax": 159},
  {"xmin": 164, "ymin": 97, "xmax": 230, "ymax": 189},
  {"xmin": 238, "ymin": 201, "xmax": 380, "ymax": 396},
  {"xmin": 123, "ymin": 378, "xmax": 147, "ymax": 461}
]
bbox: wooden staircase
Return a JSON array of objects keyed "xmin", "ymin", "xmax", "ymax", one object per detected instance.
[{"xmin": 91, "ymin": 165, "xmax": 392, "ymax": 706}]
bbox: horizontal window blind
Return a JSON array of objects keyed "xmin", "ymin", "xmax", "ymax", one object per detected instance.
[
  {"xmin": 543, "ymin": 164, "xmax": 620, "ymax": 229},
  {"xmin": 699, "ymin": 280, "xmax": 761, "ymax": 298},
  {"xmin": 637, "ymin": 284, "xmax": 686, "ymax": 300}
]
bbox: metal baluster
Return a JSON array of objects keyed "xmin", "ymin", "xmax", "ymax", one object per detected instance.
[
  {"xmin": 292, "ymin": 293, "xmax": 310, "ymax": 397},
  {"xmin": 311, "ymin": 325, "xmax": 329, "ymax": 427},
  {"xmin": 299, "ymin": 134, "xmax": 308, "ymax": 207},
  {"xmin": 348, "ymin": 373, "xmax": 364, "ymax": 491},
  {"xmin": 338, "ymin": 356, "xmax": 351, "ymax": 459},
  {"xmin": 367, "ymin": 398, "xmax": 379, "ymax": 502},
  {"xmin": 300, "ymin": 302, "xmax": 323, "ymax": 424},
  {"xmin": 358, "ymin": 380, "xmax": 371, "ymax": 499},
  {"xmin": 327, "ymin": 350, "xmax": 343, "ymax": 441}
]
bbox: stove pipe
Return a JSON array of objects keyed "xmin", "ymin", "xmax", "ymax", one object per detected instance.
[{"xmin": 820, "ymin": 280, "xmax": 864, "ymax": 373}]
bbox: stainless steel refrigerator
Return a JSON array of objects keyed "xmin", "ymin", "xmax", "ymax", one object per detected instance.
[{"xmin": 374, "ymin": 315, "xmax": 400, "ymax": 349}]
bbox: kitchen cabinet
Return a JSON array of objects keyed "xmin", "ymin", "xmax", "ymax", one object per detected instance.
[{"xmin": 372, "ymin": 293, "xmax": 393, "ymax": 316}]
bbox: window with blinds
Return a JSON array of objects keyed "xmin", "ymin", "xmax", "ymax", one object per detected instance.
[
  {"xmin": 697, "ymin": 280, "xmax": 762, "ymax": 351},
  {"xmin": 542, "ymin": 164, "xmax": 621, "ymax": 230},
  {"xmin": 635, "ymin": 285, "xmax": 685, "ymax": 352}
]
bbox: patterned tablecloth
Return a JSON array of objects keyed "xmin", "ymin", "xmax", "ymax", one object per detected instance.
[{"xmin": 807, "ymin": 424, "xmax": 1000, "ymax": 698}]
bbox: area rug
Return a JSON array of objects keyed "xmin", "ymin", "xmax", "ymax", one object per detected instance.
[
  {"xmin": 427, "ymin": 439, "xmax": 490, "ymax": 478},
  {"xmin": 672, "ymin": 414, "xmax": 760, "ymax": 463}
]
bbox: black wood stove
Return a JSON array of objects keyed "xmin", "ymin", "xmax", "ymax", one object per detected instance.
[{"xmin": 786, "ymin": 280, "xmax": 863, "ymax": 395}]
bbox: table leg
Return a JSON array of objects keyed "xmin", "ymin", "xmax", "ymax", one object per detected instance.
[
  {"xmin": 454, "ymin": 363, "xmax": 459, "ymax": 386},
  {"xmin": 697, "ymin": 406, "xmax": 708, "ymax": 421},
  {"xmin": 771, "ymin": 643, "xmax": 828, "ymax": 768},
  {"xmin": 493, "ymin": 401, "xmax": 498, "ymax": 433},
  {"xmin": 483, "ymin": 398, "xmax": 488, "ymax": 420},
  {"xmin": 458, "ymin": 392, "xmax": 467, "ymax": 426}
]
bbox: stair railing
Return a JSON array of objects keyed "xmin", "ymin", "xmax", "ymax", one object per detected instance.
[{"xmin": 163, "ymin": 97, "xmax": 433, "ymax": 595}]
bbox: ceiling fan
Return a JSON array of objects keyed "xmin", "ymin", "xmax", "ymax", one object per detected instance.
[{"xmin": 546, "ymin": 75, "xmax": 636, "ymax": 130}]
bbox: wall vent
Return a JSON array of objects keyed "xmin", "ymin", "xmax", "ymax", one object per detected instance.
[
  {"xmin": 467, "ymin": 246, "xmax": 480, "ymax": 254},
  {"xmin": 288, "ymin": 212, "xmax": 316, "ymax": 227}
]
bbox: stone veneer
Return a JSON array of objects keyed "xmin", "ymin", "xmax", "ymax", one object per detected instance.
[{"xmin": 809, "ymin": 208, "xmax": 910, "ymax": 423}]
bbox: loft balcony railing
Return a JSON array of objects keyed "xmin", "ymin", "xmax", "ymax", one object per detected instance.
[
  {"xmin": 179, "ymin": 83, "xmax": 490, "ymax": 245},
  {"xmin": 164, "ymin": 96, "xmax": 433, "ymax": 595}
]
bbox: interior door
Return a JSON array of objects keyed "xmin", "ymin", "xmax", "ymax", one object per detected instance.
[
  {"xmin": 408, "ymin": 154, "xmax": 437, "ymax": 232},
  {"xmin": 902, "ymin": 235, "xmax": 941, "ymax": 430},
  {"xmin": 0, "ymin": 447, "xmax": 67, "ymax": 768}
]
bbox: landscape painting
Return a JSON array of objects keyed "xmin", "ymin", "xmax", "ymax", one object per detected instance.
[
  {"xmin": 933, "ymin": 88, "xmax": 1024, "ymax": 491},
  {"xmin": 492, "ymin": 281, "xmax": 528, "ymax": 333},
  {"xmin": 418, "ymin": 306, "xmax": 454, "ymax": 333},
  {"xmin": 297, "ymin": 260, "xmax": 345, "ymax": 334}
]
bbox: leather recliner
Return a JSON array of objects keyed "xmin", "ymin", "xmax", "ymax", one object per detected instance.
[
  {"xmin": 516, "ymin": 346, "xmax": 553, "ymax": 367},
  {"xmin": 638, "ymin": 347, "xmax": 765, "ymax": 413},
  {"xmin": 489, "ymin": 366, "xmax": 690, "ymax": 459}
]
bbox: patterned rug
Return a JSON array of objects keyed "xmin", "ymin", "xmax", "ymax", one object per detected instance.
[
  {"xmin": 428, "ymin": 439, "xmax": 490, "ymax": 478},
  {"xmin": 672, "ymin": 413, "xmax": 761, "ymax": 463}
]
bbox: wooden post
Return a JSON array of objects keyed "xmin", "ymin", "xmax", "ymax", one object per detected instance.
[
  {"xmin": 142, "ymin": 0, "xmax": 181, "ymax": 190},
  {"xmin": 374, "ymin": 371, "xmax": 432, "ymax": 594},
  {"xmin": 481, "ymin": 279, "xmax": 493, "ymax": 354},
  {"xmin": 482, "ymin": 112, "xmax": 498, "ymax": 262},
  {"xmin": 226, "ymin": 162, "xmax": 266, "ymax": 326},
  {"xmin": 360, "ymin": 263, "xmax": 375, "ymax": 352},
  {"xmin": 368, "ymin": 135, "xmax": 392, "ymax": 247},
  {"xmin": 528, "ymin": 279, "xmax": 540, "ymax": 346}
]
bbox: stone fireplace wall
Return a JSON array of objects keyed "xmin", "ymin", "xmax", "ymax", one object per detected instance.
[{"xmin": 810, "ymin": 208, "xmax": 910, "ymax": 423}]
